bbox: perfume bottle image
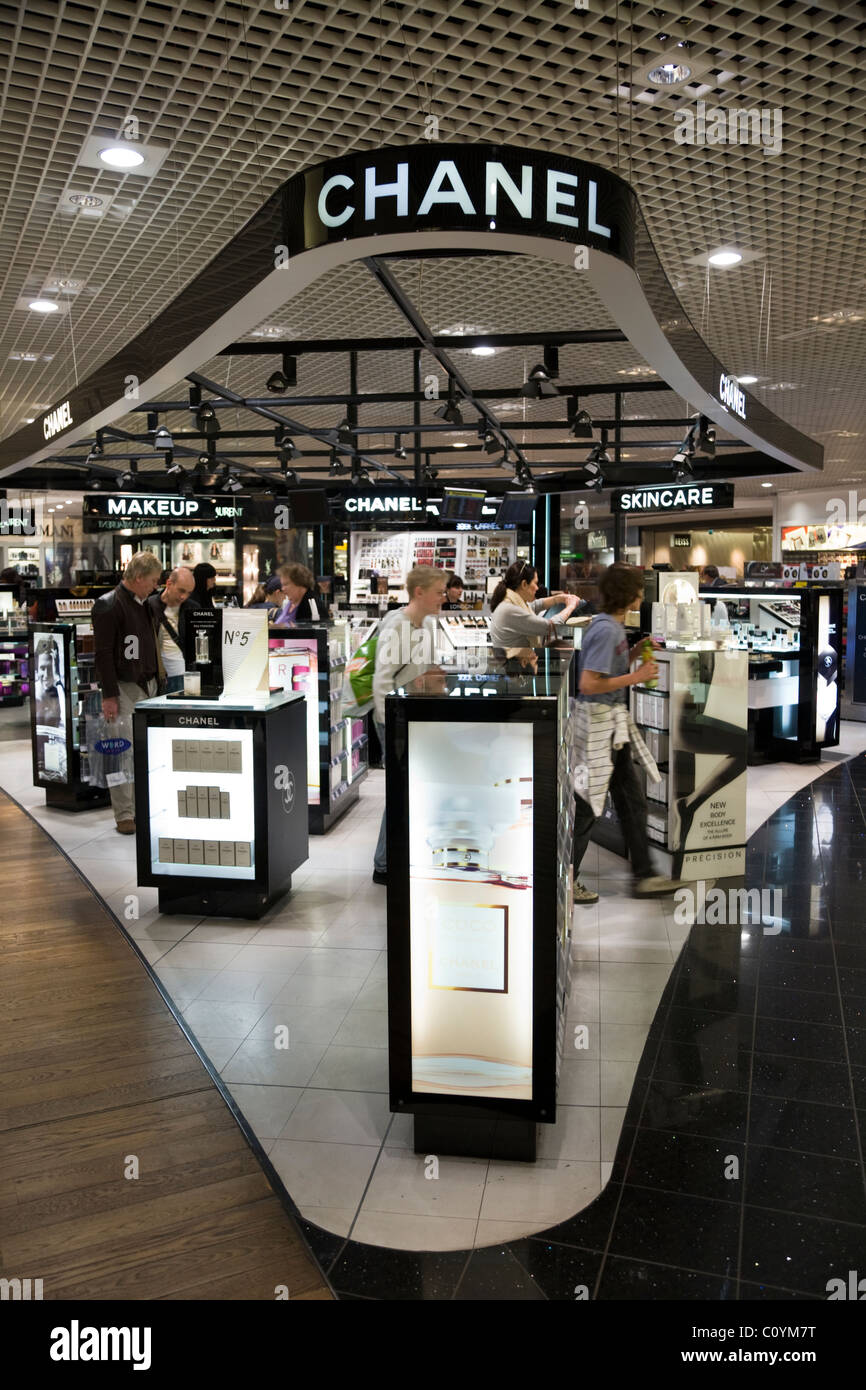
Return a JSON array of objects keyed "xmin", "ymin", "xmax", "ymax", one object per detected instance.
[
  {"xmin": 195, "ymin": 629, "xmax": 210, "ymax": 664},
  {"xmin": 409, "ymin": 765, "xmax": 534, "ymax": 1101}
]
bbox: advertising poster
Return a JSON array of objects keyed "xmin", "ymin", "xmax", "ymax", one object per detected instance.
[
  {"xmin": 33, "ymin": 631, "xmax": 68, "ymax": 782},
  {"xmin": 221, "ymin": 608, "xmax": 269, "ymax": 698},
  {"xmin": 268, "ymin": 637, "xmax": 320, "ymax": 803},
  {"xmin": 671, "ymin": 649, "xmax": 748, "ymax": 880},
  {"xmin": 408, "ymin": 720, "xmax": 534, "ymax": 1100},
  {"xmin": 816, "ymin": 593, "xmax": 841, "ymax": 744}
]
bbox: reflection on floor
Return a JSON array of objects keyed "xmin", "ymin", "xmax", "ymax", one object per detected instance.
[{"xmin": 0, "ymin": 721, "xmax": 864, "ymax": 1291}]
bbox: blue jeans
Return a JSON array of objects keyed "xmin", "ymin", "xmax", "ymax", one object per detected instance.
[
  {"xmin": 164, "ymin": 674, "xmax": 184, "ymax": 694},
  {"xmin": 374, "ymin": 719, "xmax": 387, "ymax": 874}
]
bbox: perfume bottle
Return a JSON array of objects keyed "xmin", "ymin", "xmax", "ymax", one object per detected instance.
[
  {"xmin": 409, "ymin": 795, "xmax": 533, "ymax": 1101},
  {"xmin": 195, "ymin": 629, "xmax": 210, "ymax": 664}
]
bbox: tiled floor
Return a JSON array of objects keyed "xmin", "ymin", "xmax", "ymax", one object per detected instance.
[{"xmin": 1, "ymin": 720, "xmax": 865, "ymax": 1271}]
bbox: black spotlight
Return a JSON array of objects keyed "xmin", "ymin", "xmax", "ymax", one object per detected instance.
[
  {"xmin": 196, "ymin": 403, "xmax": 220, "ymax": 438},
  {"xmin": 514, "ymin": 463, "xmax": 535, "ymax": 493},
  {"xmin": 336, "ymin": 418, "xmax": 354, "ymax": 449},
  {"xmin": 350, "ymin": 460, "xmax": 369, "ymax": 487},
  {"xmin": 274, "ymin": 426, "xmax": 299, "ymax": 458},
  {"xmin": 568, "ymin": 396, "xmax": 594, "ymax": 439},
  {"xmin": 85, "ymin": 472, "xmax": 102, "ymax": 490},
  {"xmin": 697, "ymin": 415, "xmax": 716, "ymax": 456},
  {"xmin": 117, "ymin": 466, "xmax": 137, "ymax": 490},
  {"xmin": 164, "ymin": 450, "xmax": 184, "ymax": 477},
  {"xmin": 435, "ymin": 381, "xmax": 464, "ymax": 426},
  {"xmin": 222, "ymin": 470, "xmax": 243, "ymax": 494},
  {"xmin": 422, "ymin": 463, "xmax": 439, "ymax": 484},
  {"xmin": 672, "ymin": 424, "xmax": 697, "ymax": 476},
  {"xmin": 394, "ymin": 434, "xmax": 407, "ymax": 460},
  {"xmin": 329, "ymin": 448, "xmax": 347, "ymax": 475},
  {"xmin": 266, "ymin": 353, "xmax": 297, "ymax": 393},
  {"xmin": 520, "ymin": 363, "xmax": 559, "ymax": 399},
  {"xmin": 152, "ymin": 425, "xmax": 173, "ymax": 451},
  {"xmin": 188, "ymin": 383, "xmax": 202, "ymax": 409},
  {"xmin": 481, "ymin": 427, "xmax": 500, "ymax": 455}
]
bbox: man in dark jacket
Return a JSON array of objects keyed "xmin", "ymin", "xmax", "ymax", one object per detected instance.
[
  {"xmin": 91, "ymin": 551, "xmax": 163, "ymax": 834},
  {"xmin": 147, "ymin": 566, "xmax": 195, "ymax": 693}
]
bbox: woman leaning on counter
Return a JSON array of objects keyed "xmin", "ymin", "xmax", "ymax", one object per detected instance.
[{"xmin": 488, "ymin": 560, "xmax": 581, "ymax": 650}]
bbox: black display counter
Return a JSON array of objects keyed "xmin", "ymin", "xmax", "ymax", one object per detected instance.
[
  {"xmin": 133, "ymin": 691, "xmax": 309, "ymax": 919},
  {"xmin": 384, "ymin": 651, "xmax": 575, "ymax": 1162}
]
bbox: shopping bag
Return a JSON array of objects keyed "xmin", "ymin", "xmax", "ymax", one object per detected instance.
[
  {"xmin": 343, "ymin": 632, "xmax": 379, "ymax": 715},
  {"xmin": 83, "ymin": 712, "xmax": 135, "ymax": 789}
]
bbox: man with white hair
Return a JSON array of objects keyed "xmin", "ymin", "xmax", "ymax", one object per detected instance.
[
  {"xmin": 92, "ymin": 551, "xmax": 164, "ymax": 834},
  {"xmin": 147, "ymin": 566, "xmax": 195, "ymax": 694}
]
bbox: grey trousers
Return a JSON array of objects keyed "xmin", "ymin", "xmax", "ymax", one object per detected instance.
[{"xmin": 107, "ymin": 678, "xmax": 157, "ymax": 824}]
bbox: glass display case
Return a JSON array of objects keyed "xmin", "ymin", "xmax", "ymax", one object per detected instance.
[
  {"xmin": 717, "ymin": 586, "xmax": 842, "ymax": 760},
  {"xmin": 29, "ymin": 614, "xmax": 110, "ymax": 810},
  {"xmin": 384, "ymin": 651, "xmax": 575, "ymax": 1161},
  {"xmin": 133, "ymin": 690, "xmax": 309, "ymax": 918},
  {"xmin": 0, "ymin": 588, "xmax": 28, "ymax": 706},
  {"xmin": 268, "ymin": 621, "xmax": 369, "ymax": 833}
]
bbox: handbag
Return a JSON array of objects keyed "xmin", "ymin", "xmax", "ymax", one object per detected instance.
[{"xmin": 83, "ymin": 712, "xmax": 135, "ymax": 789}]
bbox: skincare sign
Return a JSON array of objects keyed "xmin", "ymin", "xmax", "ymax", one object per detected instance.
[{"xmin": 221, "ymin": 608, "xmax": 269, "ymax": 698}]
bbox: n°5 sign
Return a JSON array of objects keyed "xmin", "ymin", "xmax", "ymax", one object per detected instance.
[{"xmin": 221, "ymin": 609, "xmax": 269, "ymax": 697}]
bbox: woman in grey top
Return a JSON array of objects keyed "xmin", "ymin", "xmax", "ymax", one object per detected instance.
[{"xmin": 488, "ymin": 561, "xmax": 579, "ymax": 651}]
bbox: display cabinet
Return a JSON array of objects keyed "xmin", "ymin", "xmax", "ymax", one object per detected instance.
[
  {"xmin": 385, "ymin": 651, "xmax": 575, "ymax": 1161},
  {"xmin": 720, "ymin": 586, "xmax": 842, "ymax": 760},
  {"xmin": 268, "ymin": 622, "xmax": 369, "ymax": 833},
  {"xmin": 133, "ymin": 691, "xmax": 309, "ymax": 918},
  {"xmin": 0, "ymin": 589, "xmax": 28, "ymax": 706},
  {"xmin": 29, "ymin": 616, "xmax": 110, "ymax": 810}
]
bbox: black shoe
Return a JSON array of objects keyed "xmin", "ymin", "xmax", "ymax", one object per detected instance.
[{"xmin": 372, "ymin": 870, "xmax": 388, "ymax": 885}]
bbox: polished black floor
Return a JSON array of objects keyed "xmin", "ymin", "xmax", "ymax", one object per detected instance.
[{"xmin": 300, "ymin": 753, "xmax": 866, "ymax": 1300}]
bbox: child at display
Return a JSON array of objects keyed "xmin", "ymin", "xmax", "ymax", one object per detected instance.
[
  {"xmin": 370, "ymin": 565, "xmax": 447, "ymax": 885},
  {"xmin": 571, "ymin": 562, "xmax": 680, "ymax": 904}
]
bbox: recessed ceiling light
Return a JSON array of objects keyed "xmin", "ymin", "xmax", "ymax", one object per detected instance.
[
  {"xmin": 66, "ymin": 498, "xmax": 74, "ymax": 503},
  {"xmin": 648, "ymin": 62, "xmax": 692, "ymax": 85},
  {"xmin": 617, "ymin": 365, "xmax": 657, "ymax": 376},
  {"xmin": 98, "ymin": 145, "xmax": 145, "ymax": 169},
  {"xmin": 708, "ymin": 249, "xmax": 743, "ymax": 268},
  {"xmin": 736, "ymin": 374, "xmax": 759, "ymax": 385},
  {"xmin": 28, "ymin": 299, "xmax": 59, "ymax": 313},
  {"xmin": 23, "ymin": 417, "xmax": 34, "ymax": 423},
  {"xmin": 471, "ymin": 346, "xmax": 496, "ymax": 356},
  {"xmin": 761, "ymin": 482, "xmax": 774, "ymax": 488},
  {"xmin": 452, "ymin": 440, "xmax": 470, "ymax": 447},
  {"xmin": 765, "ymin": 382, "xmax": 798, "ymax": 392},
  {"xmin": 67, "ymin": 192, "xmax": 105, "ymax": 209}
]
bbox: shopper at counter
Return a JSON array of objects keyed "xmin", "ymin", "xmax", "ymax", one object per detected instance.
[
  {"xmin": 571, "ymin": 563, "xmax": 679, "ymax": 903},
  {"xmin": 489, "ymin": 561, "xmax": 580, "ymax": 653},
  {"xmin": 92, "ymin": 551, "xmax": 164, "ymax": 835},
  {"xmin": 147, "ymin": 566, "xmax": 195, "ymax": 694},
  {"xmin": 441, "ymin": 573, "xmax": 466, "ymax": 610},
  {"xmin": 189, "ymin": 562, "xmax": 217, "ymax": 610},
  {"xmin": 270, "ymin": 563, "xmax": 325, "ymax": 626},
  {"xmin": 371, "ymin": 565, "xmax": 447, "ymax": 885}
]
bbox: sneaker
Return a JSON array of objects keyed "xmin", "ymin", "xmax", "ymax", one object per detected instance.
[
  {"xmin": 573, "ymin": 880, "xmax": 599, "ymax": 905},
  {"xmin": 632, "ymin": 875, "xmax": 681, "ymax": 898},
  {"xmin": 116, "ymin": 819, "xmax": 136, "ymax": 835},
  {"xmin": 372, "ymin": 870, "xmax": 388, "ymax": 886}
]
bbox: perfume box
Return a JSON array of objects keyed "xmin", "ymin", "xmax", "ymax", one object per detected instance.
[
  {"xmin": 171, "ymin": 740, "xmax": 185, "ymax": 773},
  {"xmin": 208, "ymin": 787, "xmax": 221, "ymax": 819},
  {"xmin": 186, "ymin": 741, "xmax": 200, "ymax": 772},
  {"xmin": 198, "ymin": 742, "xmax": 214, "ymax": 774},
  {"xmin": 212, "ymin": 740, "xmax": 227, "ymax": 772},
  {"xmin": 234, "ymin": 841, "xmax": 251, "ymax": 868},
  {"xmin": 177, "ymin": 789, "xmax": 187, "ymax": 818},
  {"xmin": 173, "ymin": 838, "xmax": 189, "ymax": 863},
  {"xmin": 204, "ymin": 839, "xmax": 220, "ymax": 866},
  {"xmin": 188, "ymin": 839, "xmax": 204, "ymax": 865},
  {"xmin": 227, "ymin": 742, "xmax": 242, "ymax": 774},
  {"xmin": 196, "ymin": 787, "xmax": 210, "ymax": 818},
  {"xmin": 219, "ymin": 841, "xmax": 236, "ymax": 866},
  {"xmin": 220, "ymin": 791, "xmax": 230, "ymax": 819},
  {"xmin": 158, "ymin": 837, "xmax": 174, "ymax": 862}
]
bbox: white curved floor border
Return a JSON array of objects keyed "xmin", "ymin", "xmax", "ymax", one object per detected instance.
[{"xmin": 1, "ymin": 725, "xmax": 864, "ymax": 1253}]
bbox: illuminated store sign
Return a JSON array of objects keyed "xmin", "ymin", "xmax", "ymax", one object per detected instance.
[
  {"xmin": 84, "ymin": 495, "xmax": 244, "ymax": 522},
  {"xmin": 312, "ymin": 148, "xmax": 615, "ymax": 246},
  {"xmin": 343, "ymin": 494, "xmax": 432, "ymax": 514},
  {"xmin": 612, "ymin": 483, "xmax": 734, "ymax": 514},
  {"xmin": 718, "ymin": 373, "xmax": 746, "ymax": 420},
  {"xmin": 42, "ymin": 400, "xmax": 72, "ymax": 439}
]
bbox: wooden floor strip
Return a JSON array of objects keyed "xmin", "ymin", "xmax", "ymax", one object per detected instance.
[{"xmin": 0, "ymin": 791, "xmax": 333, "ymax": 1301}]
